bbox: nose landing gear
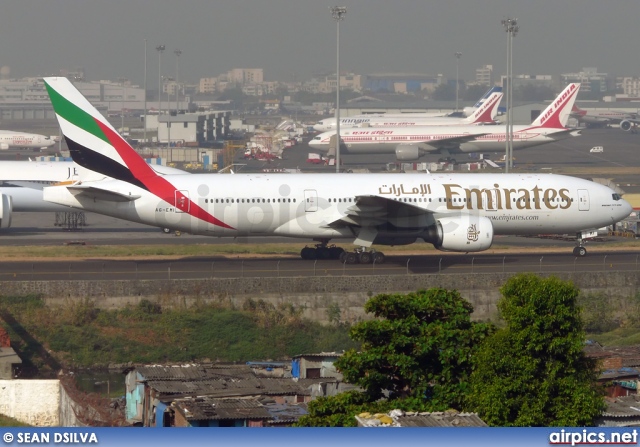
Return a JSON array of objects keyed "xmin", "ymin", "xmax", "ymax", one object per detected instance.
[{"xmin": 573, "ymin": 232, "xmax": 587, "ymax": 257}]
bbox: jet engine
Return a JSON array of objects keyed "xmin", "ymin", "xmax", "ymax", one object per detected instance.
[
  {"xmin": 395, "ymin": 144, "xmax": 421, "ymax": 161},
  {"xmin": 0, "ymin": 194, "xmax": 13, "ymax": 228},
  {"xmin": 424, "ymin": 215, "xmax": 493, "ymax": 252},
  {"xmin": 620, "ymin": 120, "xmax": 634, "ymax": 132}
]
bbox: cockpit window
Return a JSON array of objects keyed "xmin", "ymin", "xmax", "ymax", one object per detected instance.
[
  {"xmin": 312, "ymin": 136, "xmax": 321, "ymax": 141},
  {"xmin": 612, "ymin": 193, "xmax": 622, "ymax": 201}
]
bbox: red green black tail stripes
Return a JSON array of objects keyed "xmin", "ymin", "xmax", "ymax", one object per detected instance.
[{"xmin": 44, "ymin": 77, "xmax": 234, "ymax": 230}]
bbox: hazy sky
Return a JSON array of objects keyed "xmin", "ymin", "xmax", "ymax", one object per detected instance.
[{"xmin": 1, "ymin": 1, "xmax": 637, "ymax": 86}]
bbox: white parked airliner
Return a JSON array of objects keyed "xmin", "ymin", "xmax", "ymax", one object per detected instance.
[
  {"xmin": 310, "ymin": 83, "xmax": 581, "ymax": 161},
  {"xmin": 40, "ymin": 77, "xmax": 630, "ymax": 262},
  {"xmin": 0, "ymin": 130, "xmax": 56, "ymax": 150},
  {"xmin": 0, "ymin": 160, "xmax": 187, "ymax": 229},
  {"xmin": 313, "ymin": 87, "xmax": 503, "ymax": 131}
]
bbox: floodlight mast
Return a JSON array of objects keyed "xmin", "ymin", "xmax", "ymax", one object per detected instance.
[
  {"xmin": 330, "ymin": 6, "xmax": 347, "ymax": 173},
  {"xmin": 455, "ymin": 52, "xmax": 462, "ymax": 112},
  {"xmin": 501, "ymin": 18, "xmax": 518, "ymax": 172}
]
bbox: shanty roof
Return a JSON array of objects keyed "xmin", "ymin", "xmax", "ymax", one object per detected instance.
[
  {"xmin": 173, "ymin": 397, "xmax": 271, "ymax": 421},
  {"xmin": 600, "ymin": 367, "xmax": 640, "ymax": 381},
  {"xmin": 264, "ymin": 402, "xmax": 308, "ymax": 424},
  {"xmin": 586, "ymin": 345, "xmax": 640, "ymax": 368},
  {"xmin": 603, "ymin": 396, "xmax": 640, "ymax": 418},
  {"xmin": 356, "ymin": 410, "xmax": 488, "ymax": 427},
  {"xmin": 148, "ymin": 377, "xmax": 321, "ymax": 398},
  {"xmin": 136, "ymin": 364, "xmax": 254, "ymax": 381},
  {"xmin": 292, "ymin": 352, "xmax": 343, "ymax": 359}
]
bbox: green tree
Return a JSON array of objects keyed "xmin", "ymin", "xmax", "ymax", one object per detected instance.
[
  {"xmin": 467, "ymin": 274, "xmax": 605, "ymax": 426},
  {"xmin": 296, "ymin": 289, "xmax": 494, "ymax": 426}
]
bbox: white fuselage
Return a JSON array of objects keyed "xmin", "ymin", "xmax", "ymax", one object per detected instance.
[
  {"xmin": 0, "ymin": 131, "xmax": 55, "ymax": 150},
  {"xmin": 309, "ymin": 124, "xmax": 574, "ymax": 155},
  {"xmin": 43, "ymin": 173, "xmax": 631, "ymax": 243},
  {"xmin": 313, "ymin": 113, "xmax": 463, "ymax": 131},
  {"xmin": 0, "ymin": 161, "xmax": 187, "ymax": 212}
]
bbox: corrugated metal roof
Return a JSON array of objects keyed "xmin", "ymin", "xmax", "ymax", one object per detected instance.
[
  {"xmin": 265, "ymin": 402, "xmax": 308, "ymax": 424},
  {"xmin": 173, "ymin": 397, "xmax": 271, "ymax": 421},
  {"xmin": 292, "ymin": 352, "xmax": 343, "ymax": 359},
  {"xmin": 603, "ymin": 396, "xmax": 640, "ymax": 418},
  {"xmin": 136, "ymin": 364, "xmax": 254, "ymax": 381},
  {"xmin": 148, "ymin": 377, "xmax": 320, "ymax": 398},
  {"xmin": 397, "ymin": 412, "xmax": 488, "ymax": 427}
]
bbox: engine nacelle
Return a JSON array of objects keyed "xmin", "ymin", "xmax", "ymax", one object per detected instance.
[
  {"xmin": 0, "ymin": 194, "xmax": 13, "ymax": 228},
  {"xmin": 620, "ymin": 120, "xmax": 633, "ymax": 132},
  {"xmin": 395, "ymin": 144, "xmax": 421, "ymax": 161},
  {"xmin": 0, "ymin": 143, "xmax": 8, "ymax": 150},
  {"xmin": 430, "ymin": 215, "xmax": 494, "ymax": 252}
]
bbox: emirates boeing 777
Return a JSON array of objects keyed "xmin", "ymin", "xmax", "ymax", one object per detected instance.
[{"xmin": 40, "ymin": 77, "xmax": 630, "ymax": 263}]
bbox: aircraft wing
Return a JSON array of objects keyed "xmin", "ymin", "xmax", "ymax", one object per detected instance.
[
  {"xmin": 66, "ymin": 185, "xmax": 141, "ymax": 202},
  {"xmin": 414, "ymin": 132, "xmax": 491, "ymax": 152},
  {"xmin": 544, "ymin": 129, "xmax": 582, "ymax": 140},
  {"xmin": 326, "ymin": 194, "xmax": 433, "ymax": 246}
]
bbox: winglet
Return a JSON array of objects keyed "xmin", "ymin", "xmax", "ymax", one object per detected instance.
[{"xmin": 530, "ymin": 83, "xmax": 581, "ymax": 128}]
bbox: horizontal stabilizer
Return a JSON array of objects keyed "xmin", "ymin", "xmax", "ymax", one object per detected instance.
[{"xmin": 67, "ymin": 185, "xmax": 141, "ymax": 202}]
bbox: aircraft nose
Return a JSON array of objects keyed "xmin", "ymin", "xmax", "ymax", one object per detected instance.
[{"xmin": 620, "ymin": 198, "xmax": 633, "ymax": 221}]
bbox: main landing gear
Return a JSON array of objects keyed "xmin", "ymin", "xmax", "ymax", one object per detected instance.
[
  {"xmin": 339, "ymin": 247, "xmax": 385, "ymax": 265},
  {"xmin": 299, "ymin": 241, "xmax": 386, "ymax": 264},
  {"xmin": 300, "ymin": 242, "xmax": 345, "ymax": 260}
]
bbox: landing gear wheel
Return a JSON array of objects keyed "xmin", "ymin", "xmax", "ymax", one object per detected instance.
[
  {"xmin": 301, "ymin": 247, "xmax": 317, "ymax": 260},
  {"xmin": 372, "ymin": 252, "xmax": 385, "ymax": 264},
  {"xmin": 345, "ymin": 252, "xmax": 358, "ymax": 264},
  {"xmin": 316, "ymin": 246, "xmax": 331, "ymax": 260},
  {"xmin": 162, "ymin": 227, "xmax": 172, "ymax": 234},
  {"xmin": 329, "ymin": 246, "xmax": 345, "ymax": 260},
  {"xmin": 573, "ymin": 246, "xmax": 587, "ymax": 257},
  {"xmin": 358, "ymin": 251, "xmax": 372, "ymax": 264},
  {"xmin": 339, "ymin": 251, "xmax": 347, "ymax": 263}
]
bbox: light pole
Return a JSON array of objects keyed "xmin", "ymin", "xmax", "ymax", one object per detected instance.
[
  {"xmin": 174, "ymin": 49, "xmax": 182, "ymax": 113},
  {"xmin": 455, "ymin": 52, "xmax": 462, "ymax": 112},
  {"xmin": 143, "ymin": 39, "xmax": 147, "ymax": 144},
  {"xmin": 330, "ymin": 6, "xmax": 346, "ymax": 173},
  {"xmin": 502, "ymin": 18, "xmax": 518, "ymax": 172},
  {"xmin": 118, "ymin": 77, "xmax": 127, "ymax": 135},
  {"xmin": 156, "ymin": 44, "xmax": 165, "ymax": 119},
  {"xmin": 164, "ymin": 77, "xmax": 174, "ymax": 148}
]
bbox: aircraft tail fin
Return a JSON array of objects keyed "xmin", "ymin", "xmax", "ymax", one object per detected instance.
[
  {"xmin": 462, "ymin": 88, "xmax": 503, "ymax": 124},
  {"xmin": 530, "ymin": 83, "xmax": 581, "ymax": 128},
  {"xmin": 43, "ymin": 77, "xmax": 158, "ymax": 190}
]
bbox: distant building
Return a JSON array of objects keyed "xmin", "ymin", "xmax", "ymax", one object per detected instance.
[
  {"xmin": 227, "ymin": 68, "xmax": 264, "ymax": 85},
  {"xmin": 124, "ymin": 364, "xmax": 334, "ymax": 427},
  {"xmin": 561, "ymin": 67, "xmax": 610, "ymax": 93},
  {"xmin": 363, "ymin": 73, "xmax": 439, "ymax": 94},
  {"xmin": 291, "ymin": 352, "xmax": 343, "ymax": 380},
  {"xmin": 475, "ymin": 65, "xmax": 493, "ymax": 86}
]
